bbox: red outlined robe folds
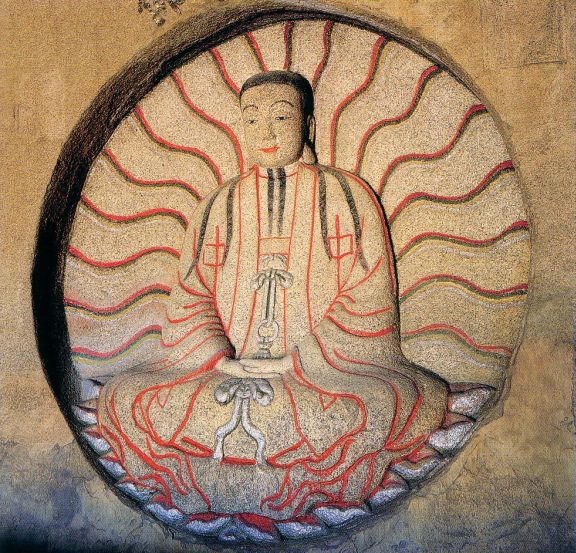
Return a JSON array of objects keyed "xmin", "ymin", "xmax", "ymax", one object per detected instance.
[{"xmin": 97, "ymin": 162, "xmax": 448, "ymax": 520}]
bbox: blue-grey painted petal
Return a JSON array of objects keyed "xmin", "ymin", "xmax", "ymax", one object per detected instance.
[
  {"xmin": 428, "ymin": 422, "xmax": 475, "ymax": 455},
  {"xmin": 368, "ymin": 483, "xmax": 409, "ymax": 511},
  {"xmin": 145, "ymin": 503, "xmax": 186, "ymax": 525},
  {"xmin": 449, "ymin": 389, "xmax": 493, "ymax": 417},
  {"xmin": 116, "ymin": 481, "xmax": 155, "ymax": 502},
  {"xmin": 98, "ymin": 457, "xmax": 126, "ymax": 479},
  {"xmin": 275, "ymin": 520, "xmax": 327, "ymax": 539},
  {"xmin": 390, "ymin": 457, "xmax": 443, "ymax": 482},
  {"xmin": 185, "ymin": 516, "xmax": 231, "ymax": 536},
  {"xmin": 72, "ymin": 404, "xmax": 97, "ymax": 426},
  {"xmin": 314, "ymin": 505, "xmax": 368, "ymax": 527},
  {"xmin": 81, "ymin": 430, "xmax": 110, "ymax": 455}
]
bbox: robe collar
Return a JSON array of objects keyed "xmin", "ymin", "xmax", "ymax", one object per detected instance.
[{"xmin": 255, "ymin": 159, "xmax": 300, "ymax": 179}]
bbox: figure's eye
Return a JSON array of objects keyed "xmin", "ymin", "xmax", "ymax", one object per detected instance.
[
  {"xmin": 275, "ymin": 115, "xmax": 291, "ymax": 121},
  {"xmin": 246, "ymin": 118, "xmax": 257, "ymax": 125}
]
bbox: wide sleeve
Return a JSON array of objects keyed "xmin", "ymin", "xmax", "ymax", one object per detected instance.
[
  {"xmin": 292, "ymin": 174, "xmax": 411, "ymax": 393},
  {"xmin": 289, "ymin": 173, "xmax": 447, "ymax": 457},
  {"xmin": 160, "ymin": 194, "xmax": 234, "ymax": 370}
]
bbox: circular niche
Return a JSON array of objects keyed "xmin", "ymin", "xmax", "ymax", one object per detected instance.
[{"xmin": 35, "ymin": 7, "xmax": 530, "ymax": 546}]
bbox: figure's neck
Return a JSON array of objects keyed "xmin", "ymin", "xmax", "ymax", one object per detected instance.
[{"xmin": 256, "ymin": 159, "xmax": 300, "ymax": 178}]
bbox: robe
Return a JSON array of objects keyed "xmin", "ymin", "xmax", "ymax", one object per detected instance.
[{"xmin": 97, "ymin": 161, "xmax": 448, "ymax": 519}]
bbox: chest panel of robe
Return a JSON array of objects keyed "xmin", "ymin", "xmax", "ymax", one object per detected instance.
[{"xmin": 210, "ymin": 166, "xmax": 366, "ymax": 358}]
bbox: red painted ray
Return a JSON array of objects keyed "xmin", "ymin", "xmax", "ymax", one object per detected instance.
[
  {"xmin": 377, "ymin": 104, "xmax": 488, "ymax": 196},
  {"xmin": 395, "ymin": 220, "xmax": 530, "ymax": 259},
  {"xmin": 171, "ymin": 71, "xmax": 244, "ymax": 173},
  {"xmin": 400, "ymin": 273, "xmax": 529, "ymax": 298},
  {"xmin": 64, "ymin": 283, "xmax": 171, "ymax": 315},
  {"xmin": 81, "ymin": 194, "xmax": 188, "ymax": 226},
  {"xmin": 134, "ymin": 105, "xmax": 223, "ymax": 185},
  {"xmin": 245, "ymin": 32, "xmax": 268, "ymax": 71},
  {"xmin": 312, "ymin": 21, "xmax": 334, "ymax": 89},
  {"xmin": 330, "ymin": 36, "xmax": 387, "ymax": 165},
  {"xmin": 68, "ymin": 245, "xmax": 179, "ymax": 268},
  {"xmin": 401, "ymin": 323, "xmax": 513, "ymax": 356},
  {"xmin": 210, "ymin": 47, "xmax": 241, "ymax": 95},
  {"xmin": 354, "ymin": 64, "xmax": 441, "ymax": 173},
  {"xmin": 71, "ymin": 324, "xmax": 162, "ymax": 359},
  {"xmin": 103, "ymin": 148, "xmax": 202, "ymax": 199},
  {"xmin": 389, "ymin": 160, "xmax": 514, "ymax": 223}
]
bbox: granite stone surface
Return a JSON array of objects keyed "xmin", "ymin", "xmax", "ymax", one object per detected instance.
[{"xmin": 1, "ymin": 0, "xmax": 574, "ymax": 551}]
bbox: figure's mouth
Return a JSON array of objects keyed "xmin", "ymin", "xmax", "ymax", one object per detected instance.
[{"xmin": 259, "ymin": 146, "xmax": 279, "ymax": 153}]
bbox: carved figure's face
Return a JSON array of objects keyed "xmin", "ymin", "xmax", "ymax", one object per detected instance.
[{"xmin": 241, "ymin": 83, "xmax": 307, "ymax": 168}]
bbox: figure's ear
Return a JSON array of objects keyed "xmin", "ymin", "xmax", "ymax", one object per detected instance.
[
  {"xmin": 302, "ymin": 115, "xmax": 317, "ymax": 164},
  {"xmin": 307, "ymin": 115, "xmax": 316, "ymax": 145}
]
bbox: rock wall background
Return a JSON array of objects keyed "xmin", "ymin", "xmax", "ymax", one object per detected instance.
[{"xmin": 0, "ymin": 1, "xmax": 574, "ymax": 552}]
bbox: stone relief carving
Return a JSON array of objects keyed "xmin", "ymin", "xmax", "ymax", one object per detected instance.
[
  {"xmin": 35, "ymin": 12, "xmax": 530, "ymax": 545},
  {"xmin": 95, "ymin": 69, "xmax": 449, "ymax": 526}
]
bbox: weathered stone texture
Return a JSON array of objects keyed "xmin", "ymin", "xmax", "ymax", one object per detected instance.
[{"xmin": 1, "ymin": 1, "xmax": 574, "ymax": 551}]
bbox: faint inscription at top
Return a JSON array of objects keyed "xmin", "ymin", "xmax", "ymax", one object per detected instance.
[{"xmin": 138, "ymin": 0, "xmax": 186, "ymax": 26}]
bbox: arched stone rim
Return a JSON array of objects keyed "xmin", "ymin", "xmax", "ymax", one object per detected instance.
[{"xmin": 32, "ymin": 0, "xmax": 522, "ymax": 544}]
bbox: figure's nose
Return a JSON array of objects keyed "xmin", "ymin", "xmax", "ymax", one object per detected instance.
[{"xmin": 262, "ymin": 120, "xmax": 275, "ymax": 141}]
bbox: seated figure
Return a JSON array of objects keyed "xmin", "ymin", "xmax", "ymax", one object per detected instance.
[{"xmin": 97, "ymin": 71, "xmax": 448, "ymax": 520}]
